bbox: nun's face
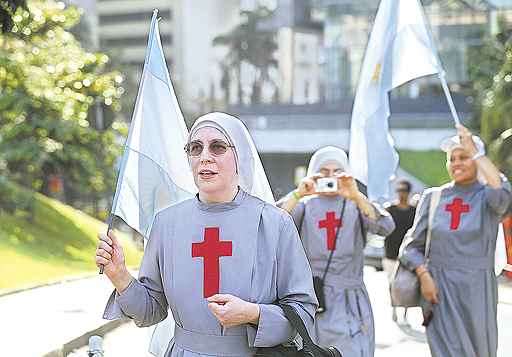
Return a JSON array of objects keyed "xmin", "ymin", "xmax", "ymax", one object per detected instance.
[
  {"xmin": 319, "ymin": 162, "xmax": 344, "ymax": 177},
  {"xmin": 447, "ymin": 148, "xmax": 477, "ymax": 185},
  {"xmin": 189, "ymin": 127, "xmax": 238, "ymax": 195}
]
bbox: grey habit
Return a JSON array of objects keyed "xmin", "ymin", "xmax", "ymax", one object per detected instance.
[
  {"xmin": 104, "ymin": 189, "xmax": 317, "ymax": 356},
  {"xmin": 400, "ymin": 176, "xmax": 512, "ymax": 357},
  {"xmin": 279, "ymin": 147, "xmax": 395, "ymax": 357}
]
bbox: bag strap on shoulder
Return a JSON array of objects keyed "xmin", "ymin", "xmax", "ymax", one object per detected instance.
[
  {"xmin": 321, "ymin": 199, "xmax": 347, "ymax": 281},
  {"xmin": 425, "ymin": 188, "xmax": 442, "ymax": 258}
]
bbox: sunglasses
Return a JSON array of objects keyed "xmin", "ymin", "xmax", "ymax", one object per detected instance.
[{"xmin": 184, "ymin": 139, "xmax": 235, "ymax": 157}]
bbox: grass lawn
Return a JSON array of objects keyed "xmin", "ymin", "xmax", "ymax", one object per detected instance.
[
  {"xmin": 398, "ymin": 150, "xmax": 451, "ymax": 187},
  {"xmin": 0, "ymin": 192, "xmax": 142, "ymax": 291}
]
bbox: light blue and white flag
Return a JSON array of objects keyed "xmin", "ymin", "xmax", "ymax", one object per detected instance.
[
  {"xmin": 110, "ymin": 10, "xmax": 196, "ymax": 238},
  {"xmin": 349, "ymin": 0, "xmax": 442, "ymax": 200}
]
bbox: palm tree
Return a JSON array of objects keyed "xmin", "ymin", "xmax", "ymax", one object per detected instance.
[{"xmin": 213, "ymin": 6, "xmax": 278, "ymax": 104}]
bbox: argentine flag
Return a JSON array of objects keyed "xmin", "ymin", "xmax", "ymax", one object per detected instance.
[
  {"xmin": 349, "ymin": 0, "xmax": 443, "ymax": 200},
  {"xmin": 110, "ymin": 10, "xmax": 196, "ymax": 238}
]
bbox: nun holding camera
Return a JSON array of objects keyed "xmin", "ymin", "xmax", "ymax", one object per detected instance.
[{"xmin": 278, "ymin": 146, "xmax": 395, "ymax": 357}]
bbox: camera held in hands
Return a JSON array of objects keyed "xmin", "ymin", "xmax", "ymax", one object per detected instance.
[{"xmin": 316, "ymin": 177, "xmax": 338, "ymax": 193}]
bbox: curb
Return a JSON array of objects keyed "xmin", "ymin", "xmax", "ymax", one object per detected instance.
[
  {"xmin": 0, "ymin": 272, "xmax": 98, "ymax": 297},
  {"xmin": 0, "ymin": 268, "xmax": 139, "ymax": 297},
  {"xmin": 42, "ymin": 319, "xmax": 129, "ymax": 357}
]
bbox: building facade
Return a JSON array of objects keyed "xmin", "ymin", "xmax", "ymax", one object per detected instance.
[{"xmin": 95, "ymin": 0, "xmax": 243, "ymax": 113}]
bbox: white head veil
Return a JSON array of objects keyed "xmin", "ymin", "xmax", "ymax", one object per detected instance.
[
  {"xmin": 189, "ymin": 112, "xmax": 275, "ymax": 204},
  {"xmin": 307, "ymin": 146, "xmax": 350, "ymax": 177},
  {"xmin": 440, "ymin": 134, "xmax": 486, "ymax": 183}
]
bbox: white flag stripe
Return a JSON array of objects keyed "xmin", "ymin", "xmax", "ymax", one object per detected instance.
[
  {"xmin": 110, "ymin": 10, "xmax": 196, "ymax": 237},
  {"xmin": 349, "ymin": 0, "xmax": 442, "ymax": 200}
]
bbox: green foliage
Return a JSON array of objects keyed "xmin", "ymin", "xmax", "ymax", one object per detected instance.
[
  {"xmin": 0, "ymin": 0, "xmax": 127, "ymax": 214},
  {"xmin": 0, "ymin": 0, "xmax": 27, "ymax": 33},
  {"xmin": 480, "ymin": 53, "xmax": 512, "ymax": 138},
  {"xmin": 0, "ymin": 175, "xmax": 32, "ymax": 216},
  {"xmin": 398, "ymin": 150, "xmax": 451, "ymax": 187},
  {"xmin": 467, "ymin": 16, "xmax": 512, "ymax": 178}
]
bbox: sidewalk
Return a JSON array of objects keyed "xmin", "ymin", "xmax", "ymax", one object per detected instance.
[{"xmin": 0, "ymin": 274, "xmax": 131, "ymax": 357}]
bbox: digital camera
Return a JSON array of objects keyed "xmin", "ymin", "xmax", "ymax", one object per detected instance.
[{"xmin": 316, "ymin": 177, "xmax": 338, "ymax": 193}]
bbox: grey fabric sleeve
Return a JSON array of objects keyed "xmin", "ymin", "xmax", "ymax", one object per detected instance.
[
  {"xmin": 484, "ymin": 174, "xmax": 512, "ymax": 216},
  {"xmin": 399, "ymin": 190, "xmax": 432, "ymax": 271},
  {"xmin": 362, "ymin": 202, "xmax": 396, "ymax": 236},
  {"xmin": 248, "ymin": 214, "xmax": 317, "ymax": 347},
  {"xmin": 276, "ymin": 192, "xmax": 306, "ymax": 231},
  {"xmin": 103, "ymin": 214, "xmax": 169, "ymax": 327}
]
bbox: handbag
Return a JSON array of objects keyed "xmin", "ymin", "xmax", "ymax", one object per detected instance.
[
  {"xmin": 314, "ymin": 199, "xmax": 347, "ymax": 313},
  {"xmin": 255, "ymin": 304, "xmax": 342, "ymax": 357},
  {"xmin": 389, "ymin": 189, "xmax": 441, "ymax": 307}
]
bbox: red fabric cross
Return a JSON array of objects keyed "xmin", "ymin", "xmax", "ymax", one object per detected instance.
[
  {"xmin": 318, "ymin": 211, "xmax": 343, "ymax": 250},
  {"xmin": 192, "ymin": 227, "xmax": 232, "ymax": 298},
  {"xmin": 445, "ymin": 198, "xmax": 470, "ymax": 230}
]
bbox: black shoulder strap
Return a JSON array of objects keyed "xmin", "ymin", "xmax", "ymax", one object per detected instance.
[
  {"xmin": 280, "ymin": 304, "xmax": 341, "ymax": 357},
  {"xmin": 358, "ymin": 209, "xmax": 367, "ymax": 246},
  {"xmin": 281, "ymin": 304, "xmax": 315, "ymax": 346},
  {"xmin": 321, "ymin": 199, "xmax": 347, "ymax": 281}
]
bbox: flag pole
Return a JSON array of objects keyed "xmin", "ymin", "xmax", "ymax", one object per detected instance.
[
  {"xmin": 438, "ymin": 72, "xmax": 461, "ymax": 126},
  {"xmin": 98, "ymin": 9, "xmax": 159, "ymax": 274}
]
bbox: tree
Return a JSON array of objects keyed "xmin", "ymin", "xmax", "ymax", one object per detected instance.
[
  {"xmin": 0, "ymin": 0, "xmax": 126, "ymax": 218},
  {"xmin": 0, "ymin": 0, "xmax": 26, "ymax": 33},
  {"xmin": 213, "ymin": 6, "xmax": 278, "ymax": 104},
  {"xmin": 479, "ymin": 45, "xmax": 512, "ymax": 178},
  {"xmin": 467, "ymin": 16, "xmax": 512, "ymax": 178}
]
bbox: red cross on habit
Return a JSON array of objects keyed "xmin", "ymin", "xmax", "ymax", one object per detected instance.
[
  {"xmin": 445, "ymin": 198, "xmax": 470, "ymax": 230},
  {"xmin": 192, "ymin": 227, "xmax": 232, "ymax": 298},
  {"xmin": 318, "ymin": 211, "xmax": 342, "ymax": 250}
]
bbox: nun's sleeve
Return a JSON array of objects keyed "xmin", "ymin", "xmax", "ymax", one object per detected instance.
[
  {"xmin": 248, "ymin": 214, "xmax": 317, "ymax": 347},
  {"xmin": 103, "ymin": 213, "xmax": 168, "ymax": 327},
  {"xmin": 276, "ymin": 192, "xmax": 306, "ymax": 231},
  {"xmin": 484, "ymin": 174, "xmax": 512, "ymax": 216},
  {"xmin": 399, "ymin": 190, "xmax": 431, "ymax": 271},
  {"xmin": 361, "ymin": 201, "xmax": 396, "ymax": 237}
]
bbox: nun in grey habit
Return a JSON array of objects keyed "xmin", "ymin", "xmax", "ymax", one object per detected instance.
[
  {"xmin": 96, "ymin": 112, "xmax": 318, "ymax": 356},
  {"xmin": 400, "ymin": 124, "xmax": 512, "ymax": 357},
  {"xmin": 279, "ymin": 146, "xmax": 395, "ymax": 357}
]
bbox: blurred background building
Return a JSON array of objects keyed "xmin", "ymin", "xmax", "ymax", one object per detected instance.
[{"xmin": 69, "ymin": 0, "xmax": 512, "ymax": 198}]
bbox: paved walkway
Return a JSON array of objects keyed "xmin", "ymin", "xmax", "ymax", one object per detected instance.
[{"xmin": 0, "ymin": 274, "xmax": 132, "ymax": 357}]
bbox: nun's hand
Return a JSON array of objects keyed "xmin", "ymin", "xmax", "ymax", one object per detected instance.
[
  {"xmin": 419, "ymin": 272, "xmax": 439, "ymax": 305},
  {"xmin": 207, "ymin": 294, "xmax": 260, "ymax": 327},
  {"xmin": 298, "ymin": 175, "xmax": 321, "ymax": 197},
  {"xmin": 336, "ymin": 173, "xmax": 359, "ymax": 201},
  {"xmin": 96, "ymin": 230, "xmax": 132, "ymax": 293},
  {"xmin": 457, "ymin": 124, "xmax": 478, "ymax": 157}
]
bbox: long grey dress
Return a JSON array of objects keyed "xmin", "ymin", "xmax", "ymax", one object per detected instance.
[
  {"xmin": 104, "ymin": 190, "xmax": 318, "ymax": 356},
  {"xmin": 400, "ymin": 176, "xmax": 512, "ymax": 357},
  {"xmin": 283, "ymin": 194, "xmax": 395, "ymax": 357}
]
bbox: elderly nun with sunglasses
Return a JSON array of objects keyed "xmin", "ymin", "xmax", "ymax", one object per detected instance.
[
  {"xmin": 399, "ymin": 124, "xmax": 511, "ymax": 357},
  {"xmin": 97, "ymin": 112, "xmax": 318, "ymax": 356},
  {"xmin": 278, "ymin": 146, "xmax": 395, "ymax": 357}
]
